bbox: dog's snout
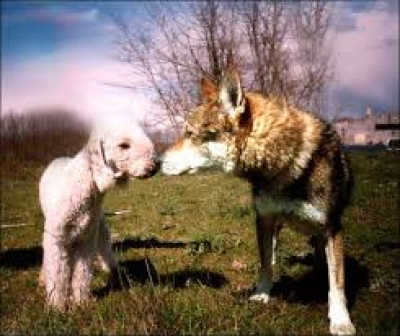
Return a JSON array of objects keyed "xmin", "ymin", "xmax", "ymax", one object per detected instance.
[{"xmin": 133, "ymin": 157, "xmax": 159, "ymax": 179}]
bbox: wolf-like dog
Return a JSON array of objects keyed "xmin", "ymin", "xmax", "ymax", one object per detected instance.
[{"xmin": 160, "ymin": 67, "xmax": 356, "ymax": 335}]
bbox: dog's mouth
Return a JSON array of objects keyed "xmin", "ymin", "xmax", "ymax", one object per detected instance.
[
  {"xmin": 129, "ymin": 167, "xmax": 157, "ymax": 179},
  {"xmin": 129, "ymin": 161, "xmax": 159, "ymax": 179},
  {"xmin": 114, "ymin": 172, "xmax": 129, "ymax": 185}
]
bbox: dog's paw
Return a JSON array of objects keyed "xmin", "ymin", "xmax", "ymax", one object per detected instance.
[
  {"xmin": 330, "ymin": 321, "xmax": 356, "ymax": 335},
  {"xmin": 72, "ymin": 291, "xmax": 95, "ymax": 306},
  {"xmin": 249, "ymin": 292, "xmax": 270, "ymax": 304},
  {"xmin": 46, "ymin": 296, "xmax": 68, "ymax": 312}
]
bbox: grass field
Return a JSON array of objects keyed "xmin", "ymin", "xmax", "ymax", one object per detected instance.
[{"xmin": 1, "ymin": 151, "xmax": 399, "ymax": 335}]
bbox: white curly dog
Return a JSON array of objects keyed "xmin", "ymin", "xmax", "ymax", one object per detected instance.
[{"xmin": 39, "ymin": 117, "xmax": 156, "ymax": 310}]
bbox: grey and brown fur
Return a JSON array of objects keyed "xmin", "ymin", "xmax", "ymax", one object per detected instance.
[{"xmin": 161, "ymin": 67, "xmax": 356, "ymax": 335}]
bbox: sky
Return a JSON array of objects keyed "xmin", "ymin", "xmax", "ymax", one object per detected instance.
[{"xmin": 1, "ymin": 1, "xmax": 399, "ymax": 124}]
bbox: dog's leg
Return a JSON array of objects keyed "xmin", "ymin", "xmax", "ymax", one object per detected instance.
[
  {"xmin": 42, "ymin": 232, "xmax": 71, "ymax": 310},
  {"xmin": 250, "ymin": 212, "xmax": 275, "ymax": 304},
  {"xmin": 325, "ymin": 230, "xmax": 355, "ymax": 335},
  {"xmin": 96, "ymin": 214, "xmax": 118, "ymax": 273},
  {"xmin": 71, "ymin": 241, "xmax": 94, "ymax": 305}
]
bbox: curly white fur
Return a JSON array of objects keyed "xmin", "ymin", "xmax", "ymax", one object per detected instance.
[{"xmin": 39, "ymin": 119, "xmax": 155, "ymax": 310}]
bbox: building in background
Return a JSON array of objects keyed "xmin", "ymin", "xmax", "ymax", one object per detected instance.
[{"xmin": 333, "ymin": 107, "xmax": 400, "ymax": 146}]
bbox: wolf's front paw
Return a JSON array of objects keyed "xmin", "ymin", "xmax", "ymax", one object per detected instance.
[
  {"xmin": 249, "ymin": 280, "xmax": 272, "ymax": 304},
  {"xmin": 249, "ymin": 292, "xmax": 270, "ymax": 304}
]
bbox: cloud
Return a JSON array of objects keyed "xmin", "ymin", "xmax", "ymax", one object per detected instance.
[
  {"xmin": 1, "ymin": 5, "xmax": 119, "ymax": 44},
  {"xmin": 332, "ymin": 1, "xmax": 399, "ymax": 113},
  {"xmin": 2, "ymin": 7, "xmax": 100, "ymax": 26},
  {"xmin": 1, "ymin": 44, "xmax": 158, "ymax": 123},
  {"xmin": 1, "ymin": 4, "xmax": 149, "ymax": 122},
  {"xmin": 2, "ymin": 1, "xmax": 398, "ymax": 124}
]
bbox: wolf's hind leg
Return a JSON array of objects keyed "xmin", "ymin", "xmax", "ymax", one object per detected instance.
[{"xmin": 325, "ymin": 230, "xmax": 355, "ymax": 335}]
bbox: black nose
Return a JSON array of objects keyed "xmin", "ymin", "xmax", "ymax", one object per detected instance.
[
  {"xmin": 150, "ymin": 160, "xmax": 160, "ymax": 176},
  {"xmin": 144, "ymin": 158, "xmax": 160, "ymax": 178},
  {"xmin": 136, "ymin": 163, "xmax": 158, "ymax": 179}
]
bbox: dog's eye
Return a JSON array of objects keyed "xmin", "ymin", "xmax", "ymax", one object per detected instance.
[{"xmin": 119, "ymin": 142, "xmax": 130, "ymax": 150}]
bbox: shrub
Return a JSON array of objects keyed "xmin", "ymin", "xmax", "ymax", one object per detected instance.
[{"xmin": 1, "ymin": 109, "xmax": 90, "ymax": 165}]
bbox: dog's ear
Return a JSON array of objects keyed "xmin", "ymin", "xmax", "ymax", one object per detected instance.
[
  {"xmin": 99, "ymin": 138, "xmax": 108, "ymax": 167},
  {"xmin": 98, "ymin": 139, "xmax": 123, "ymax": 178},
  {"xmin": 219, "ymin": 67, "xmax": 245, "ymax": 119},
  {"xmin": 200, "ymin": 77, "xmax": 218, "ymax": 102}
]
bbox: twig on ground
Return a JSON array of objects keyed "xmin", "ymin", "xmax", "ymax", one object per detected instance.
[
  {"xmin": 1, "ymin": 223, "xmax": 34, "ymax": 228},
  {"xmin": 104, "ymin": 210, "xmax": 132, "ymax": 217}
]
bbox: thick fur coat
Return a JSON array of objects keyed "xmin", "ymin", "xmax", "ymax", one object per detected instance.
[
  {"xmin": 161, "ymin": 68, "xmax": 355, "ymax": 335},
  {"xmin": 39, "ymin": 119, "xmax": 155, "ymax": 310}
]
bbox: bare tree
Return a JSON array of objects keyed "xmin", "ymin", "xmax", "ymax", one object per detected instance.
[
  {"xmin": 239, "ymin": 1, "xmax": 334, "ymax": 113},
  {"xmin": 112, "ymin": 1, "xmax": 238, "ymax": 134},
  {"xmin": 290, "ymin": 1, "xmax": 334, "ymax": 112},
  {"xmin": 240, "ymin": 2, "xmax": 291, "ymax": 96},
  {"xmin": 113, "ymin": 1, "xmax": 335, "ymax": 136}
]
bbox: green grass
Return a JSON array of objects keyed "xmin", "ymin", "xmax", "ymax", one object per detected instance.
[{"xmin": 1, "ymin": 152, "xmax": 399, "ymax": 335}]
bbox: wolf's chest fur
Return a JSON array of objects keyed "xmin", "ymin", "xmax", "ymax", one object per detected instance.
[{"xmin": 221, "ymin": 94, "xmax": 348, "ymax": 230}]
